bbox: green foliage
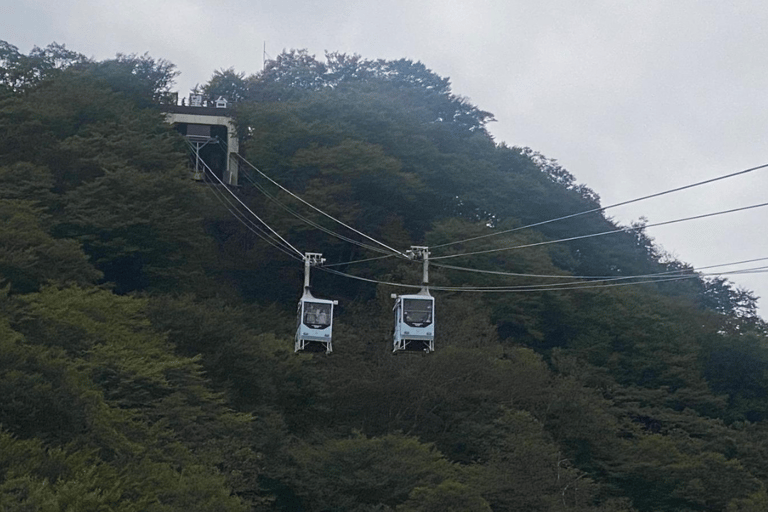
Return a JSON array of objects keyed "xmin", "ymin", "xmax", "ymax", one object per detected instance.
[
  {"xmin": 59, "ymin": 168, "xmax": 212, "ymax": 293},
  {"xmin": 234, "ymin": 49, "xmax": 494, "ymax": 137},
  {"xmin": 86, "ymin": 52, "xmax": 178, "ymax": 106},
  {"xmin": 398, "ymin": 480, "xmax": 491, "ymax": 512},
  {"xmin": 202, "ymin": 67, "xmax": 248, "ymax": 103},
  {"xmin": 0, "ymin": 199, "xmax": 101, "ymax": 293},
  {"xmin": 0, "ymin": 45, "xmax": 185, "ymax": 192},
  {"xmin": 703, "ymin": 332, "xmax": 768, "ymax": 422},
  {"xmin": 0, "ymin": 286, "xmax": 250, "ymax": 510},
  {"xmin": 288, "ymin": 434, "xmax": 457, "ymax": 511},
  {"xmin": 0, "ymin": 162, "xmax": 57, "ymax": 205},
  {"xmin": 0, "ymin": 40, "xmax": 87, "ymax": 95}
]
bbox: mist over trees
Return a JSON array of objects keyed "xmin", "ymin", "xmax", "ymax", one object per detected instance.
[{"xmin": 1, "ymin": 41, "xmax": 767, "ymax": 511}]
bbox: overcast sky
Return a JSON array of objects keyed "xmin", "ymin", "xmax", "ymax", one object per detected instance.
[{"xmin": 4, "ymin": 0, "xmax": 768, "ymax": 315}]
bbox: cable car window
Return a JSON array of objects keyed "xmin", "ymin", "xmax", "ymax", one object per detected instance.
[
  {"xmin": 402, "ymin": 298, "xmax": 433, "ymax": 327},
  {"xmin": 304, "ymin": 302, "xmax": 332, "ymax": 329}
]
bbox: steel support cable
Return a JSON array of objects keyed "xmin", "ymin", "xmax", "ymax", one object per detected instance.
[
  {"xmin": 431, "ymin": 201, "xmax": 768, "ymax": 261},
  {"xmin": 206, "ymin": 143, "xmax": 308, "ymax": 255},
  {"xmin": 201, "ymin": 170, "xmax": 301, "ymax": 260},
  {"xmin": 432, "ymin": 162, "xmax": 768, "ymax": 250},
  {"xmin": 432, "ymin": 256, "xmax": 768, "ymax": 280},
  {"xmin": 428, "ymin": 264, "xmax": 768, "ymax": 291},
  {"xmin": 323, "ymin": 254, "xmax": 397, "ymax": 267},
  {"xmin": 317, "ymin": 265, "xmax": 699, "ymax": 293},
  {"xmin": 318, "ymin": 266, "xmax": 425, "ymax": 290},
  {"xmin": 199, "ymin": 156, "xmax": 298, "ymax": 258},
  {"xmin": 187, "ymin": 142, "xmax": 304, "ymax": 258},
  {"xmin": 237, "ymin": 159, "xmax": 401, "ymax": 257},
  {"xmin": 235, "ymin": 153, "xmax": 408, "ymax": 258},
  {"xmin": 717, "ymin": 265, "xmax": 768, "ymax": 276},
  {"xmin": 200, "ymin": 172, "xmax": 303, "ymax": 261},
  {"xmin": 194, "ymin": 146, "xmax": 302, "ymax": 258},
  {"xmin": 430, "ymin": 266, "xmax": 768, "ymax": 293},
  {"xmin": 431, "ymin": 272, "xmax": 686, "ymax": 291},
  {"xmin": 434, "ymin": 274, "xmax": 707, "ymax": 293},
  {"xmin": 197, "ymin": 142, "xmax": 386, "ymax": 265},
  {"xmin": 318, "ymin": 260, "xmax": 768, "ymax": 294},
  {"xmin": 203, "ymin": 169, "xmax": 304, "ymax": 261},
  {"xmin": 236, "ymin": 163, "xmax": 393, "ymax": 255}
]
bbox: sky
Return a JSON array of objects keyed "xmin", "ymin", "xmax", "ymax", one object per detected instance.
[{"xmin": 4, "ymin": 0, "xmax": 768, "ymax": 316}]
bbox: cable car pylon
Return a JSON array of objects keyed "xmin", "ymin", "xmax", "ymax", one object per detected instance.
[
  {"xmin": 392, "ymin": 246, "xmax": 435, "ymax": 354},
  {"xmin": 295, "ymin": 252, "xmax": 338, "ymax": 354}
]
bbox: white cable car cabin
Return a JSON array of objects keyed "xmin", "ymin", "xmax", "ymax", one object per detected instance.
[
  {"xmin": 295, "ymin": 253, "xmax": 337, "ymax": 354},
  {"xmin": 295, "ymin": 294, "xmax": 337, "ymax": 354},
  {"xmin": 392, "ymin": 292, "xmax": 435, "ymax": 353}
]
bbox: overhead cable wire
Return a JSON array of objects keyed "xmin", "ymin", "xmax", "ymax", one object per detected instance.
[
  {"xmin": 432, "ymin": 256, "xmax": 768, "ymax": 280},
  {"xmin": 205, "ymin": 141, "xmax": 321, "ymax": 256},
  {"xmin": 432, "ymin": 274, "xmax": 711, "ymax": 293},
  {"xmin": 200, "ymin": 171, "xmax": 303, "ymax": 261},
  {"xmin": 187, "ymin": 141, "xmax": 304, "ymax": 259},
  {"xmin": 235, "ymin": 153, "xmax": 408, "ymax": 258},
  {"xmin": 431, "ymin": 201, "xmax": 768, "ymax": 261},
  {"xmin": 432, "ymin": 161, "xmax": 768, "ymax": 250},
  {"xmin": 319, "ymin": 259, "xmax": 768, "ymax": 294},
  {"xmin": 435, "ymin": 275, "xmax": 695, "ymax": 292},
  {"xmin": 323, "ymin": 254, "xmax": 397, "ymax": 267},
  {"xmin": 318, "ymin": 266, "xmax": 425, "ymax": 290},
  {"xmin": 235, "ymin": 160, "xmax": 394, "ymax": 255},
  {"xmin": 201, "ymin": 168, "xmax": 302, "ymax": 260},
  {"xmin": 428, "ymin": 264, "xmax": 768, "ymax": 291},
  {"xmin": 317, "ymin": 265, "xmax": 697, "ymax": 293}
]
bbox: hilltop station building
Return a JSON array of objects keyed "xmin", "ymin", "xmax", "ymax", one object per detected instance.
[{"xmin": 164, "ymin": 94, "xmax": 239, "ymax": 186}]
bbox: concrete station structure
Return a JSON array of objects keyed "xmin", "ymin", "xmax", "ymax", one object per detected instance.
[{"xmin": 164, "ymin": 95, "xmax": 239, "ymax": 186}]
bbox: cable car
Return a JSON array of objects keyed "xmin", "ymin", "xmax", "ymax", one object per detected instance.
[
  {"xmin": 392, "ymin": 292, "xmax": 435, "ymax": 353},
  {"xmin": 392, "ymin": 246, "xmax": 435, "ymax": 354},
  {"xmin": 295, "ymin": 252, "xmax": 337, "ymax": 354},
  {"xmin": 295, "ymin": 294, "xmax": 336, "ymax": 354}
]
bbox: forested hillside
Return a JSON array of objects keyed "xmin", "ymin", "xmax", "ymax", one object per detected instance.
[{"xmin": 1, "ymin": 41, "xmax": 767, "ymax": 511}]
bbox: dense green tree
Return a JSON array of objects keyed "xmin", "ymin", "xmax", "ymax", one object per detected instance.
[
  {"xmin": 0, "ymin": 40, "xmax": 87, "ymax": 95},
  {"xmin": 203, "ymin": 67, "xmax": 248, "ymax": 103},
  {"xmin": 398, "ymin": 480, "xmax": 492, "ymax": 512},
  {"xmin": 0, "ymin": 286, "xmax": 251, "ymax": 510},
  {"xmin": 59, "ymin": 168, "xmax": 212, "ymax": 293},
  {"xmin": 287, "ymin": 434, "xmax": 462, "ymax": 511},
  {"xmin": 0, "ymin": 199, "xmax": 100, "ymax": 293}
]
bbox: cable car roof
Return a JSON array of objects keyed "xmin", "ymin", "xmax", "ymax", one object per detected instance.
[{"xmin": 396, "ymin": 293, "xmax": 434, "ymax": 300}]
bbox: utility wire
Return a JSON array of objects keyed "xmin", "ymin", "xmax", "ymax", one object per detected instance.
[
  {"xmin": 236, "ymin": 160, "xmax": 394, "ymax": 255},
  {"xmin": 429, "ymin": 265, "xmax": 768, "ymax": 291},
  {"xmin": 235, "ymin": 153, "xmax": 407, "ymax": 258},
  {"xmin": 318, "ymin": 266, "xmax": 425, "ymax": 290},
  {"xmin": 187, "ymin": 141, "xmax": 304, "ymax": 259},
  {"xmin": 204, "ymin": 140, "xmax": 326, "ymax": 255},
  {"xmin": 188, "ymin": 145, "xmax": 301, "ymax": 260},
  {"xmin": 431, "ymin": 201, "xmax": 768, "ymax": 261},
  {"xmin": 205, "ymin": 146, "xmax": 768, "ymax": 292},
  {"xmin": 201, "ymin": 142, "xmax": 398, "ymax": 266},
  {"xmin": 321, "ymin": 264, "xmax": 768, "ymax": 294},
  {"xmin": 200, "ymin": 170, "xmax": 303, "ymax": 261},
  {"xmin": 432, "ymin": 256, "xmax": 768, "ymax": 280},
  {"xmin": 432, "ymin": 161, "xmax": 768, "ymax": 250},
  {"xmin": 323, "ymin": 254, "xmax": 397, "ymax": 267},
  {"xmin": 202, "ymin": 171, "xmax": 301, "ymax": 260}
]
